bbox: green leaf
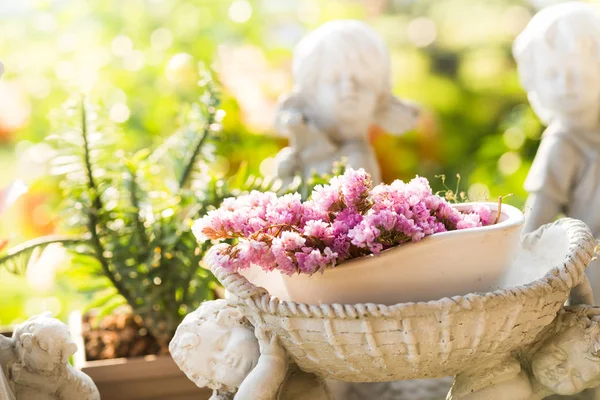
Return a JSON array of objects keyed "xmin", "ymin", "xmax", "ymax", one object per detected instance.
[
  {"xmin": 0, "ymin": 235, "xmax": 87, "ymax": 275},
  {"xmin": 84, "ymin": 288, "xmax": 119, "ymax": 313},
  {"xmin": 95, "ymin": 296, "xmax": 128, "ymax": 320}
]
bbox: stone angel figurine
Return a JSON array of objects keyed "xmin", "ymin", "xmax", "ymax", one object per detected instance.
[
  {"xmin": 514, "ymin": 1, "xmax": 600, "ymax": 304},
  {"xmin": 274, "ymin": 20, "xmax": 419, "ymax": 186},
  {"xmin": 169, "ymin": 299, "xmax": 333, "ymax": 400},
  {"xmin": 449, "ymin": 306, "xmax": 600, "ymax": 400},
  {"xmin": 0, "ymin": 313, "xmax": 100, "ymax": 400}
]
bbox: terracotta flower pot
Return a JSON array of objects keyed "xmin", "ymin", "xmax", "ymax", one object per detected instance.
[
  {"xmin": 68, "ymin": 313, "xmax": 211, "ymax": 400},
  {"xmin": 80, "ymin": 355, "xmax": 210, "ymax": 400},
  {"xmin": 241, "ymin": 202, "xmax": 524, "ymax": 305}
]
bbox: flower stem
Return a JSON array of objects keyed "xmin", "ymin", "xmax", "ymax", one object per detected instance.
[{"xmin": 494, "ymin": 196, "xmax": 503, "ymax": 225}]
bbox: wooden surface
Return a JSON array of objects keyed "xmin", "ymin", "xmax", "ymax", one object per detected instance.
[{"xmin": 82, "ymin": 355, "xmax": 211, "ymax": 400}]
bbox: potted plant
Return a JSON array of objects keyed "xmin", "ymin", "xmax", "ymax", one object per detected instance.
[
  {"xmin": 193, "ymin": 168, "xmax": 524, "ymax": 305},
  {"xmin": 0, "ymin": 72, "xmax": 243, "ymax": 399}
]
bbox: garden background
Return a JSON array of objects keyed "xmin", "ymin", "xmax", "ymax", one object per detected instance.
[{"xmin": 0, "ymin": 0, "xmax": 582, "ymax": 327}]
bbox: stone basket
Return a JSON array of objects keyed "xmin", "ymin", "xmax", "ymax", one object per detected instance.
[{"xmin": 209, "ymin": 218, "xmax": 595, "ymax": 383}]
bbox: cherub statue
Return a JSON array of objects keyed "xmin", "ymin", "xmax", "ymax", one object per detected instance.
[
  {"xmin": 169, "ymin": 299, "xmax": 333, "ymax": 400},
  {"xmin": 449, "ymin": 306, "xmax": 600, "ymax": 400},
  {"xmin": 514, "ymin": 1, "xmax": 600, "ymax": 303},
  {"xmin": 274, "ymin": 19, "xmax": 419, "ymax": 186},
  {"xmin": 0, "ymin": 313, "xmax": 100, "ymax": 400}
]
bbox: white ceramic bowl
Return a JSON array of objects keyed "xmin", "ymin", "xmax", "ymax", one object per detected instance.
[{"xmin": 241, "ymin": 202, "xmax": 524, "ymax": 305}]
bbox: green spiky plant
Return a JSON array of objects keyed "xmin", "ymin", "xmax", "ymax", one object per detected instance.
[{"xmin": 0, "ymin": 71, "xmax": 269, "ymax": 348}]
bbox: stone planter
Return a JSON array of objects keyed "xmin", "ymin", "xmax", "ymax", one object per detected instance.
[
  {"xmin": 242, "ymin": 202, "xmax": 524, "ymax": 305},
  {"xmin": 80, "ymin": 355, "xmax": 210, "ymax": 400},
  {"xmin": 209, "ymin": 218, "xmax": 598, "ymax": 395},
  {"xmin": 68, "ymin": 312, "xmax": 210, "ymax": 400}
]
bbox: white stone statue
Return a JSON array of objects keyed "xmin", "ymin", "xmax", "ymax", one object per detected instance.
[
  {"xmin": 175, "ymin": 218, "xmax": 600, "ymax": 400},
  {"xmin": 169, "ymin": 299, "xmax": 333, "ymax": 400},
  {"xmin": 450, "ymin": 306, "xmax": 600, "ymax": 400},
  {"xmin": 514, "ymin": 1, "xmax": 600, "ymax": 304},
  {"xmin": 0, "ymin": 313, "xmax": 100, "ymax": 400},
  {"xmin": 274, "ymin": 20, "xmax": 419, "ymax": 186}
]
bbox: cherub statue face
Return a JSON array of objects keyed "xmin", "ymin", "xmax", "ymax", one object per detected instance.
[
  {"xmin": 292, "ymin": 20, "xmax": 393, "ymax": 141},
  {"xmin": 530, "ymin": 48, "xmax": 600, "ymax": 119},
  {"xmin": 16, "ymin": 321, "xmax": 77, "ymax": 372},
  {"xmin": 311, "ymin": 70, "xmax": 378, "ymax": 138},
  {"xmin": 188, "ymin": 319, "xmax": 259, "ymax": 388},
  {"xmin": 513, "ymin": 2, "xmax": 600, "ymax": 126},
  {"xmin": 170, "ymin": 301, "xmax": 260, "ymax": 391},
  {"xmin": 531, "ymin": 326, "xmax": 600, "ymax": 395}
]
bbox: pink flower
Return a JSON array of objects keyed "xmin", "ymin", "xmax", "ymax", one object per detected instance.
[
  {"xmin": 204, "ymin": 244, "xmax": 237, "ymax": 271},
  {"xmin": 311, "ymin": 183, "xmax": 343, "ymax": 213},
  {"xmin": 472, "ymin": 203, "xmax": 493, "ymax": 226},
  {"xmin": 195, "ymin": 168, "xmax": 494, "ymax": 276},
  {"xmin": 265, "ymin": 193, "xmax": 303, "ymax": 225},
  {"xmin": 296, "ymin": 248, "xmax": 337, "ymax": 275},
  {"xmin": 303, "ymin": 220, "xmax": 331, "ymax": 242},
  {"xmin": 337, "ymin": 168, "xmax": 372, "ymax": 211}
]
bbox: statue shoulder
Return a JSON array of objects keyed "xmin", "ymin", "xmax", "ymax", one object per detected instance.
[{"xmin": 57, "ymin": 365, "xmax": 100, "ymax": 400}]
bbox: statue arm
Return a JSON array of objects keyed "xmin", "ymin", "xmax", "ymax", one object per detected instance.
[
  {"xmin": 522, "ymin": 193, "xmax": 562, "ymax": 234},
  {"xmin": 450, "ymin": 359, "xmax": 539, "ymax": 400},
  {"xmin": 522, "ymin": 136, "xmax": 582, "ymax": 233},
  {"xmin": 235, "ymin": 327, "xmax": 288, "ymax": 400},
  {"xmin": 234, "ymin": 354, "xmax": 287, "ymax": 400},
  {"xmin": 57, "ymin": 367, "xmax": 101, "ymax": 400}
]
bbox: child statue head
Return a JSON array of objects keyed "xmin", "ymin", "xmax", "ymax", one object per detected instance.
[
  {"xmin": 513, "ymin": 2, "xmax": 600, "ymax": 127},
  {"xmin": 531, "ymin": 307, "xmax": 600, "ymax": 395},
  {"xmin": 12, "ymin": 313, "xmax": 78, "ymax": 373},
  {"xmin": 169, "ymin": 300, "xmax": 260, "ymax": 393},
  {"xmin": 287, "ymin": 19, "xmax": 418, "ymax": 142}
]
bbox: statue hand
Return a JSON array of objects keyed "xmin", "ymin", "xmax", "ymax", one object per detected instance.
[
  {"xmin": 210, "ymin": 389, "xmax": 234, "ymax": 400},
  {"xmin": 8, "ymin": 363, "xmax": 22, "ymax": 382},
  {"xmin": 277, "ymin": 110, "xmax": 307, "ymax": 137},
  {"xmin": 254, "ymin": 325, "xmax": 286, "ymax": 361}
]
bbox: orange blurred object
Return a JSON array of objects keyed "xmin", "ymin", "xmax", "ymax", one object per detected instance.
[
  {"xmin": 12, "ymin": 192, "xmax": 57, "ymax": 237},
  {"xmin": 0, "ymin": 81, "xmax": 30, "ymax": 143}
]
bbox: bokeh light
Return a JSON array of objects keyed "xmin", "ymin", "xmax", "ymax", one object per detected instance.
[
  {"xmin": 229, "ymin": 0, "xmax": 252, "ymax": 23},
  {"xmin": 503, "ymin": 127, "xmax": 526, "ymax": 150},
  {"xmin": 110, "ymin": 103, "xmax": 131, "ymax": 123},
  {"xmin": 407, "ymin": 17, "xmax": 437, "ymax": 48},
  {"xmin": 150, "ymin": 28, "xmax": 173, "ymax": 52},
  {"xmin": 498, "ymin": 152, "xmax": 522, "ymax": 176}
]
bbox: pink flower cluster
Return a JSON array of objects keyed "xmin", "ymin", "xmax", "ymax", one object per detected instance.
[{"xmin": 193, "ymin": 169, "xmax": 493, "ymax": 276}]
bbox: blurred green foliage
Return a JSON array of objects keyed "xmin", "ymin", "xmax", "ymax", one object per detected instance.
[{"xmin": 0, "ymin": 0, "xmax": 567, "ymax": 325}]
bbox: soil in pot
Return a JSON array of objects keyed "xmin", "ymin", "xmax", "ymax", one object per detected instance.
[
  {"xmin": 82, "ymin": 312, "xmax": 167, "ymax": 361},
  {"xmin": 81, "ymin": 312, "xmax": 211, "ymax": 400}
]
